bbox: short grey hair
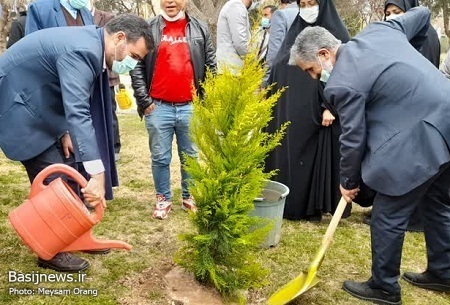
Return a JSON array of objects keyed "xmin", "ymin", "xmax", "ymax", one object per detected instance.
[{"xmin": 289, "ymin": 26, "xmax": 341, "ymax": 66}]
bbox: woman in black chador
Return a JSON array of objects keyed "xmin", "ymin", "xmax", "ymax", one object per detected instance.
[{"xmin": 265, "ymin": 0, "xmax": 350, "ymax": 221}]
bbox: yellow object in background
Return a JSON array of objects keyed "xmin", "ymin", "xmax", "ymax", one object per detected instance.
[{"xmin": 115, "ymin": 83, "xmax": 133, "ymax": 110}]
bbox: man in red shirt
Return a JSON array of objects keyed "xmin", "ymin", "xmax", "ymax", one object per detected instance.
[{"xmin": 130, "ymin": 0, "xmax": 216, "ymax": 219}]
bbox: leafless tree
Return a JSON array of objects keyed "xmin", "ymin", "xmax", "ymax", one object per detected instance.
[
  {"xmin": 95, "ymin": 0, "xmax": 157, "ymax": 17},
  {"xmin": 422, "ymin": 0, "xmax": 449, "ymax": 38},
  {"xmin": 334, "ymin": 0, "xmax": 385, "ymax": 36},
  {"xmin": 0, "ymin": 0, "xmax": 15, "ymax": 52},
  {"xmin": 185, "ymin": 0, "xmax": 228, "ymax": 41}
]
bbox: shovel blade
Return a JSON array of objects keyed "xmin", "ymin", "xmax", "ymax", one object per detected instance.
[{"xmin": 267, "ymin": 272, "xmax": 320, "ymax": 305}]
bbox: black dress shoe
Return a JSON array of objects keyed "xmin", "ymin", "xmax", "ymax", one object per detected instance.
[
  {"xmin": 343, "ymin": 280, "xmax": 402, "ymax": 305},
  {"xmin": 38, "ymin": 252, "xmax": 90, "ymax": 272},
  {"xmin": 402, "ymin": 271, "xmax": 450, "ymax": 292},
  {"xmin": 82, "ymin": 248, "xmax": 111, "ymax": 255}
]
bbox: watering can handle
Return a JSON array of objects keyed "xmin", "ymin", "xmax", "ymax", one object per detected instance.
[
  {"xmin": 30, "ymin": 164, "xmax": 88, "ymax": 198},
  {"xmin": 30, "ymin": 163, "xmax": 105, "ymax": 223},
  {"xmin": 92, "ymin": 199, "xmax": 105, "ymax": 223}
]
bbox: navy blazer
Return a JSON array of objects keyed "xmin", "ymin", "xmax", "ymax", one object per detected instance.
[
  {"xmin": 25, "ymin": 0, "xmax": 93, "ymax": 35},
  {"xmin": 0, "ymin": 26, "xmax": 118, "ymax": 198},
  {"xmin": 325, "ymin": 7, "xmax": 450, "ymax": 196}
]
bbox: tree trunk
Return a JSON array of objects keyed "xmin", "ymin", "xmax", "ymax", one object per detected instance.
[
  {"xmin": 0, "ymin": 0, "xmax": 13, "ymax": 53},
  {"xmin": 443, "ymin": 0, "xmax": 450, "ymax": 38},
  {"xmin": 186, "ymin": 0, "xmax": 228, "ymax": 45}
]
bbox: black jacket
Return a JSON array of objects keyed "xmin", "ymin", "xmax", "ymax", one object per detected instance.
[
  {"xmin": 7, "ymin": 12, "xmax": 27, "ymax": 49},
  {"xmin": 130, "ymin": 14, "xmax": 216, "ymax": 118}
]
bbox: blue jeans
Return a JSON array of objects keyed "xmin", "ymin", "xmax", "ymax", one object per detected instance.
[{"xmin": 144, "ymin": 101, "xmax": 197, "ymax": 201}]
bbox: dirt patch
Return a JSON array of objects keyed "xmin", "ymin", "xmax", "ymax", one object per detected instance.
[
  {"xmin": 165, "ymin": 266, "xmax": 226, "ymax": 305},
  {"xmin": 119, "ymin": 264, "xmax": 235, "ymax": 305},
  {"xmin": 118, "ymin": 261, "xmax": 174, "ymax": 305}
]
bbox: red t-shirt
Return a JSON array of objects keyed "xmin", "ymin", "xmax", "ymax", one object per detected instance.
[{"xmin": 150, "ymin": 18, "xmax": 195, "ymax": 102}]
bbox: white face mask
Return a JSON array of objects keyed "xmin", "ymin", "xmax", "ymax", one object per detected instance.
[
  {"xmin": 161, "ymin": 10, "xmax": 185, "ymax": 22},
  {"xmin": 300, "ymin": 5, "xmax": 319, "ymax": 24},
  {"xmin": 385, "ymin": 13, "xmax": 403, "ymax": 21}
]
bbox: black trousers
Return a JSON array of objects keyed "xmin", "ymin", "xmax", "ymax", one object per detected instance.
[
  {"xmin": 21, "ymin": 141, "xmax": 82, "ymax": 195},
  {"xmin": 110, "ymin": 87, "xmax": 121, "ymax": 154},
  {"xmin": 370, "ymin": 163, "xmax": 450, "ymax": 294}
]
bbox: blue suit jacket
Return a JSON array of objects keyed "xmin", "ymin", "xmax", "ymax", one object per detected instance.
[
  {"xmin": 0, "ymin": 26, "xmax": 118, "ymax": 198},
  {"xmin": 325, "ymin": 7, "xmax": 450, "ymax": 196},
  {"xmin": 25, "ymin": 0, "xmax": 93, "ymax": 35}
]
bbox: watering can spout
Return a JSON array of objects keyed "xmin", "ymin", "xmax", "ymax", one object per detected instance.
[{"xmin": 62, "ymin": 231, "xmax": 133, "ymax": 252}]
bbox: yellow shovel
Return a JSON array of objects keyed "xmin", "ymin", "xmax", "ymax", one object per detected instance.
[{"xmin": 267, "ymin": 197, "xmax": 350, "ymax": 305}]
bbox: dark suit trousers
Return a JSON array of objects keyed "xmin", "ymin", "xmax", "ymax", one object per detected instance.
[
  {"xmin": 21, "ymin": 141, "xmax": 81, "ymax": 196},
  {"xmin": 110, "ymin": 87, "xmax": 121, "ymax": 154},
  {"xmin": 370, "ymin": 163, "xmax": 450, "ymax": 294}
]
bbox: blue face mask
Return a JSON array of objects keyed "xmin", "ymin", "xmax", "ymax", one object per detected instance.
[
  {"xmin": 112, "ymin": 41, "xmax": 138, "ymax": 74},
  {"xmin": 317, "ymin": 55, "xmax": 333, "ymax": 83},
  {"xmin": 260, "ymin": 17, "xmax": 271, "ymax": 29},
  {"xmin": 68, "ymin": 0, "xmax": 89, "ymax": 10},
  {"xmin": 112, "ymin": 55, "xmax": 138, "ymax": 74}
]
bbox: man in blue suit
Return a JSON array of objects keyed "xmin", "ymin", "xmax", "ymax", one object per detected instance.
[
  {"xmin": 289, "ymin": 7, "xmax": 450, "ymax": 305},
  {"xmin": 0, "ymin": 14, "xmax": 152, "ymax": 272},
  {"xmin": 25, "ymin": 0, "xmax": 93, "ymax": 34}
]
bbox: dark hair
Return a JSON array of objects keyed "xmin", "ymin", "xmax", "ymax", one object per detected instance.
[
  {"xmin": 105, "ymin": 14, "xmax": 153, "ymax": 51},
  {"xmin": 263, "ymin": 5, "xmax": 277, "ymax": 13},
  {"xmin": 280, "ymin": 0, "xmax": 295, "ymax": 3}
]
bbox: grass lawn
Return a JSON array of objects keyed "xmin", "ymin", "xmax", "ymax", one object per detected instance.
[{"xmin": 0, "ymin": 114, "xmax": 449, "ymax": 305}]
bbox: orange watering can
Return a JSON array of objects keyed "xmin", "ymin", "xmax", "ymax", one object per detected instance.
[{"xmin": 8, "ymin": 164, "xmax": 132, "ymax": 260}]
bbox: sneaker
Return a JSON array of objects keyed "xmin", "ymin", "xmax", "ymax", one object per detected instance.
[
  {"xmin": 402, "ymin": 271, "xmax": 450, "ymax": 292},
  {"xmin": 152, "ymin": 195, "xmax": 172, "ymax": 220},
  {"xmin": 181, "ymin": 195, "xmax": 197, "ymax": 213},
  {"xmin": 342, "ymin": 280, "xmax": 402, "ymax": 305}
]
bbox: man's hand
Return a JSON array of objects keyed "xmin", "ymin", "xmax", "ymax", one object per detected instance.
[
  {"xmin": 81, "ymin": 172, "xmax": 106, "ymax": 208},
  {"xmin": 60, "ymin": 132, "xmax": 74, "ymax": 158},
  {"xmin": 340, "ymin": 184, "xmax": 359, "ymax": 203},
  {"xmin": 144, "ymin": 103, "xmax": 156, "ymax": 115},
  {"xmin": 322, "ymin": 109, "xmax": 335, "ymax": 127}
]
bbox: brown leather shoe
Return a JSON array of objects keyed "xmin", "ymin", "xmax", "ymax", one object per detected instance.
[
  {"xmin": 38, "ymin": 252, "xmax": 89, "ymax": 272},
  {"xmin": 82, "ymin": 248, "xmax": 111, "ymax": 255},
  {"xmin": 403, "ymin": 271, "xmax": 450, "ymax": 292}
]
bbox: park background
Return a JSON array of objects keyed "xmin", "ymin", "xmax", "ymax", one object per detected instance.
[{"xmin": 0, "ymin": 0, "xmax": 450, "ymax": 304}]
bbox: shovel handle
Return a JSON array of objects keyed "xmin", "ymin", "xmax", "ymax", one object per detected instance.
[{"xmin": 321, "ymin": 197, "xmax": 349, "ymax": 250}]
